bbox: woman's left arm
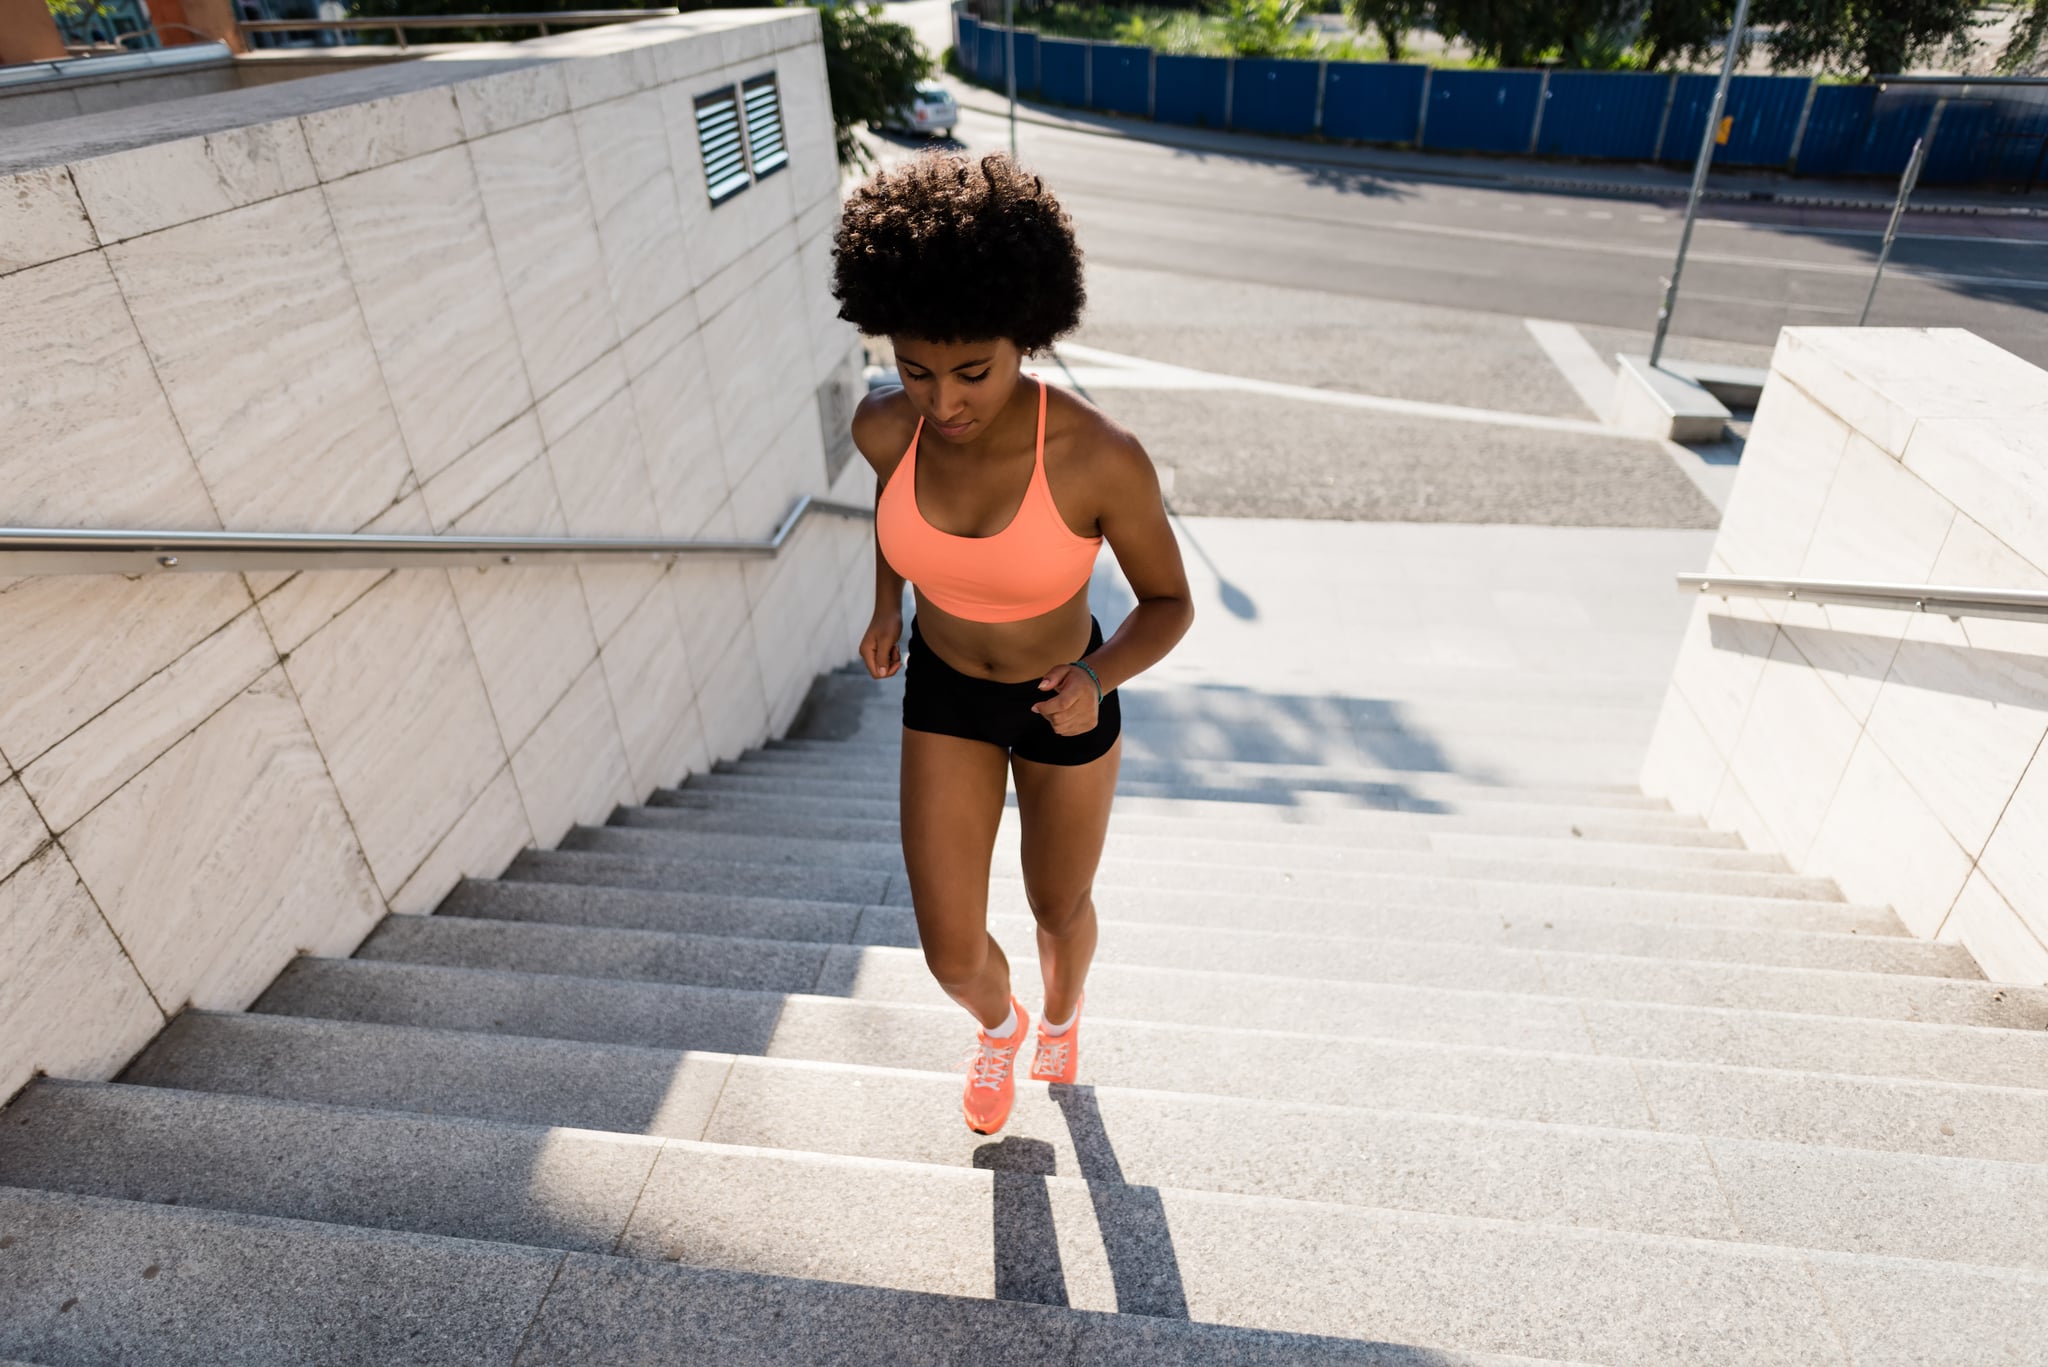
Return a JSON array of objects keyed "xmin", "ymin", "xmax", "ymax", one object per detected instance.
[{"xmin": 1077, "ymin": 427, "xmax": 1195, "ymax": 695}]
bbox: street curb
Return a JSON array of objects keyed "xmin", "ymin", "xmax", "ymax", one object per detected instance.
[{"xmin": 948, "ymin": 90, "xmax": 2048, "ymax": 221}]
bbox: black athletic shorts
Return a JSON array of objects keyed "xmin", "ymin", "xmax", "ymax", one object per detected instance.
[{"xmin": 902, "ymin": 613, "xmax": 1122, "ymax": 766}]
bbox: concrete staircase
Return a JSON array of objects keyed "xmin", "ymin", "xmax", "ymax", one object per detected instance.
[{"xmin": 3, "ymin": 664, "xmax": 2046, "ymax": 1365}]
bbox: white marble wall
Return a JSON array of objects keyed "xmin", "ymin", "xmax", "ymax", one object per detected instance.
[
  {"xmin": 0, "ymin": 10, "xmax": 871, "ymax": 1102},
  {"xmin": 1642, "ymin": 328, "xmax": 2048, "ymax": 984}
]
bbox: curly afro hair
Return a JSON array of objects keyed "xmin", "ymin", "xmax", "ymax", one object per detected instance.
[{"xmin": 830, "ymin": 150, "xmax": 1085, "ymax": 355}]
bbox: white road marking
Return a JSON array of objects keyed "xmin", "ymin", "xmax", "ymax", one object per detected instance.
[
  {"xmin": 1586, "ymin": 210, "xmax": 1612, "ymax": 220},
  {"xmin": 1676, "ymin": 289, "xmax": 1861, "ymax": 315},
  {"xmin": 1050, "ymin": 341, "xmax": 1651, "ymax": 441},
  {"xmin": 1638, "ymin": 213, "xmax": 1668, "ymax": 223},
  {"xmin": 1545, "ymin": 207, "xmax": 1569, "ymax": 216},
  {"xmin": 1061, "ymin": 180, "xmax": 2048, "ymax": 288},
  {"xmin": 1522, "ymin": 319, "xmax": 1617, "ymax": 421}
]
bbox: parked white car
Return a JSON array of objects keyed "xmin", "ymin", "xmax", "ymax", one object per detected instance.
[{"xmin": 877, "ymin": 85, "xmax": 958, "ymax": 137}]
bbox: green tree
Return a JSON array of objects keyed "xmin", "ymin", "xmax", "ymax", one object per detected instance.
[
  {"xmin": 1217, "ymin": 0, "xmax": 1323, "ymax": 56},
  {"xmin": 1429, "ymin": 0, "xmax": 1640, "ymax": 66},
  {"xmin": 1343, "ymin": 0, "xmax": 1427, "ymax": 60},
  {"xmin": 806, "ymin": 0, "xmax": 929, "ymax": 169},
  {"xmin": 2000, "ymin": 0, "xmax": 2046, "ymax": 72},
  {"xmin": 1754, "ymin": 0, "xmax": 1978, "ymax": 77},
  {"xmin": 1637, "ymin": 0, "xmax": 1739, "ymax": 68}
]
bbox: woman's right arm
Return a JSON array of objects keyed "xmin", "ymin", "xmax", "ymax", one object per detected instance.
[{"xmin": 852, "ymin": 389, "xmax": 909, "ymax": 678}]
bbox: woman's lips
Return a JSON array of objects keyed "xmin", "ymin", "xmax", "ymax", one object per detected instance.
[{"xmin": 935, "ymin": 418, "xmax": 973, "ymax": 436}]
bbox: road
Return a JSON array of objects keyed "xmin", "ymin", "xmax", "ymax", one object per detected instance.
[
  {"xmin": 861, "ymin": 2, "xmax": 2047, "ymax": 527},
  {"xmin": 918, "ymin": 103, "xmax": 2048, "ymax": 367}
]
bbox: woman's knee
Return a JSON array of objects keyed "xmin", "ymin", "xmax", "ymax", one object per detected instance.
[
  {"xmin": 1027, "ymin": 886, "xmax": 1094, "ymax": 938},
  {"xmin": 921, "ymin": 932, "xmax": 991, "ymax": 987}
]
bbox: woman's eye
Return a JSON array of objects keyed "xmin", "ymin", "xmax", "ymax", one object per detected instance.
[{"xmin": 963, "ymin": 371, "xmax": 989, "ymax": 382}]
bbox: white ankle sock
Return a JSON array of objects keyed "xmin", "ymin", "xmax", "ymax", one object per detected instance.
[
  {"xmin": 1041, "ymin": 1005, "xmax": 1078, "ymax": 1036},
  {"xmin": 983, "ymin": 1002, "xmax": 1019, "ymax": 1039}
]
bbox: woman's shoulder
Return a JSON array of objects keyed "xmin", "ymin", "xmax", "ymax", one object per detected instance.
[
  {"xmin": 850, "ymin": 384, "xmax": 920, "ymax": 481},
  {"xmin": 1042, "ymin": 379, "xmax": 1153, "ymax": 485}
]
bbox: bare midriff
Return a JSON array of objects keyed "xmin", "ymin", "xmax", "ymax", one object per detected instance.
[{"xmin": 912, "ymin": 580, "xmax": 1096, "ymax": 684}]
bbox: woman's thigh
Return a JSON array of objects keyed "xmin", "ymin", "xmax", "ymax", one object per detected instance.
[
  {"xmin": 899, "ymin": 725, "xmax": 1013, "ymax": 975},
  {"xmin": 1010, "ymin": 732, "xmax": 1122, "ymax": 931}
]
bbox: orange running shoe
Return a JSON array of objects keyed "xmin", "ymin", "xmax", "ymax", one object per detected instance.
[
  {"xmin": 962, "ymin": 997, "xmax": 1030, "ymax": 1135},
  {"xmin": 1029, "ymin": 992, "xmax": 1083, "ymax": 1084}
]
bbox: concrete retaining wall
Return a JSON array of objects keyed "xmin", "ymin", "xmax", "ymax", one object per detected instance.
[
  {"xmin": 1642, "ymin": 328, "xmax": 2048, "ymax": 984},
  {"xmin": 0, "ymin": 9, "xmax": 873, "ymax": 1101}
]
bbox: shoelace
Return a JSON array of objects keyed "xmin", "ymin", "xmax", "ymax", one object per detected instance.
[
  {"xmin": 964, "ymin": 1034, "xmax": 1019, "ymax": 1091},
  {"xmin": 1033, "ymin": 1037, "xmax": 1071, "ymax": 1074}
]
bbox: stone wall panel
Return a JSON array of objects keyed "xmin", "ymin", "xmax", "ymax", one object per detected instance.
[{"xmin": 0, "ymin": 9, "xmax": 852, "ymax": 1094}]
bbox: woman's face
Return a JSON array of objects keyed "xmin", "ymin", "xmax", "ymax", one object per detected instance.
[{"xmin": 891, "ymin": 336, "xmax": 1024, "ymax": 444}]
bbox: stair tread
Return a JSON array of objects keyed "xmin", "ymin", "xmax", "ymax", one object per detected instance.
[
  {"xmin": 680, "ymin": 769, "xmax": 1674, "ymax": 813},
  {"xmin": 11, "ymin": 1077, "xmax": 2045, "ymax": 1276},
  {"xmin": 729, "ymin": 750, "xmax": 1661, "ymax": 798},
  {"xmin": 1, "ymin": 1187, "xmax": 1528, "ymax": 1367},
  {"xmin": 231, "ymin": 962, "xmax": 2048, "ymax": 1162},
  {"xmin": 443, "ymin": 878, "xmax": 1956, "ymax": 975},
  {"xmin": 569, "ymin": 824, "xmax": 1836, "ymax": 901},
  {"xmin": 510, "ymin": 846, "xmax": 1890, "ymax": 934},
  {"xmin": 612, "ymin": 804, "xmax": 1789, "ymax": 870},
  {"xmin": 370, "ymin": 914, "xmax": 2011, "ymax": 1034},
  {"xmin": 650, "ymin": 784, "xmax": 1728, "ymax": 839}
]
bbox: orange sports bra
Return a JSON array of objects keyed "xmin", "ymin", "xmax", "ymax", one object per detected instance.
[{"xmin": 876, "ymin": 375, "xmax": 1103, "ymax": 624}]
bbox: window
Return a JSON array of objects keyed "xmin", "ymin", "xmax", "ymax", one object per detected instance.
[
  {"xmin": 741, "ymin": 73, "xmax": 789, "ymax": 178},
  {"xmin": 694, "ymin": 87, "xmax": 751, "ymax": 204}
]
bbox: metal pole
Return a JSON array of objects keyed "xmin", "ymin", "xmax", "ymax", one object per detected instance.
[
  {"xmin": 1859, "ymin": 101, "xmax": 1944, "ymax": 326},
  {"xmin": 1005, "ymin": 0, "xmax": 1017, "ymax": 158},
  {"xmin": 1648, "ymin": 0, "xmax": 1750, "ymax": 369}
]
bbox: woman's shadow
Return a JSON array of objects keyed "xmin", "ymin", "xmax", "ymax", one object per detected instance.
[{"xmin": 972, "ymin": 1085, "xmax": 1191, "ymax": 1318}]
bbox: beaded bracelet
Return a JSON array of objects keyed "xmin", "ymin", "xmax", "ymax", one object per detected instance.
[{"xmin": 1068, "ymin": 659, "xmax": 1102, "ymax": 703}]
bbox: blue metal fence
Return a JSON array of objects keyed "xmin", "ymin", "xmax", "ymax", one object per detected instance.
[
  {"xmin": 951, "ymin": 9, "xmax": 2043, "ymax": 187},
  {"xmin": 1536, "ymin": 71, "xmax": 1668, "ymax": 161},
  {"xmin": 1424, "ymin": 70, "xmax": 1544, "ymax": 153},
  {"xmin": 956, "ymin": 15, "xmax": 979, "ymax": 74},
  {"xmin": 1155, "ymin": 54, "xmax": 1228, "ymax": 129},
  {"xmin": 1038, "ymin": 37, "xmax": 1087, "ymax": 106},
  {"xmin": 1789, "ymin": 83, "xmax": 1874, "ymax": 175},
  {"xmin": 1232, "ymin": 58, "xmax": 1321, "ymax": 136},
  {"xmin": 1089, "ymin": 43, "xmax": 1151, "ymax": 117},
  {"xmin": 975, "ymin": 23, "xmax": 1007, "ymax": 86},
  {"xmin": 1661, "ymin": 74, "xmax": 1809, "ymax": 165},
  {"xmin": 1321, "ymin": 62, "xmax": 1426, "ymax": 143}
]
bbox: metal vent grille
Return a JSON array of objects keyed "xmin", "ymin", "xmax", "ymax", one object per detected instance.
[
  {"xmin": 694, "ymin": 88, "xmax": 751, "ymax": 204},
  {"xmin": 742, "ymin": 73, "xmax": 789, "ymax": 177}
]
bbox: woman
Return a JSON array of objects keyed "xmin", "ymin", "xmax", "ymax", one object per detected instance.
[{"xmin": 831, "ymin": 150, "xmax": 1195, "ymax": 1136}]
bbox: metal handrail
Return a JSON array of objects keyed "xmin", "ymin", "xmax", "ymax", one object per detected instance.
[
  {"xmin": 1680, "ymin": 572, "xmax": 2048, "ymax": 624},
  {"xmin": 239, "ymin": 9, "xmax": 678, "ymax": 49},
  {"xmin": 0, "ymin": 495, "xmax": 873, "ymax": 577}
]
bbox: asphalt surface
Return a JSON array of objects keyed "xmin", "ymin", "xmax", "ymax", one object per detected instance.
[{"xmin": 861, "ymin": 3, "xmax": 2047, "ymax": 528}]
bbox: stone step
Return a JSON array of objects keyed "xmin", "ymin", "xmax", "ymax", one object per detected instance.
[
  {"xmin": 563, "ymin": 824, "xmax": 1840, "ymax": 902},
  {"xmin": 440, "ymin": 879, "xmax": 867, "ymax": 942},
  {"xmin": 416, "ymin": 890, "xmax": 2045, "ymax": 1089},
  {"xmin": 851, "ymin": 907, "xmax": 1969, "ymax": 979},
  {"xmin": 235, "ymin": 963, "xmax": 2048, "ymax": 1161},
  {"xmin": 364, "ymin": 915, "xmax": 2029, "ymax": 1031},
  {"xmin": 5, "ymin": 1079, "xmax": 2044, "ymax": 1287},
  {"xmin": 443, "ymin": 876, "xmax": 1947, "ymax": 975},
  {"xmin": 651, "ymin": 782, "xmax": 1719, "ymax": 836},
  {"xmin": 721, "ymin": 751, "xmax": 1659, "ymax": 801},
  {"xmin": 0, "ymin": 1187, "xmax": 1473, "ymax": 1367},
  {"xmin": 505, "ymin": 847, "xmax": 1900, "ymax": 937},
  {"xmin": 687, "ymin": 765, "xmax": 1673, "ymax": 812},
  {"xmin": 610, "ymin": 805, "xmax": 1792, "ymax": 874}
]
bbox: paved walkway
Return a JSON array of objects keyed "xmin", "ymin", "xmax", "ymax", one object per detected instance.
[{"xmin": 1091, "ymin": 514, "xmax": 1717, "ymax": 787}]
